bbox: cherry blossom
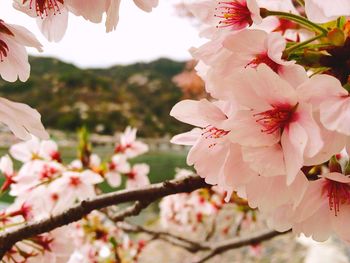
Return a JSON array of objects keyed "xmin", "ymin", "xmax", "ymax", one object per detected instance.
[
  {"xmin": 292, "ymin": 172, "xmax": 350, "ymax": 242},
  {"xmin": 170, "ymin": 99, "xmax": 257, "ymax": 199},
  {"xmin": 226, "ymin": 64, "xmax": 325, "ymax": 184},
  {"xmin": 185, "ymin": 0, "xmax": 262, "ymax": 38},
  {"xmin": 13, "ymin": 0, "xmax": 69, "ymax": 42},
  {"xmin": 125, "ymin": 163, "xmax": 150, "ymax": 189},
  {"xmin": 10, "ymin": 137, "xmax": 59, "ymax": 163},
  {"xmin": 105, "ymin": 154, "xmax": 130, "ymax": 187},
  {"xmin": 114, "ymin": 126, "xmax": 149, "ymax": 158},
  {"xmin": 191, "ymin": 29, "xmax": 304, "ymax": 99},
  {"xmin": 49, "ymin": 170, "xmax": 103, "ymax": 212},
  {"xmin": 0, "ymin": 20, "xmax": 42, "ymax": 82}
]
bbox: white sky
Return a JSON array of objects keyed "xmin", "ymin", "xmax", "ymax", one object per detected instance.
[{"xmin": 0, "ymin": 0, "xmax": 204, "ymax": 68}]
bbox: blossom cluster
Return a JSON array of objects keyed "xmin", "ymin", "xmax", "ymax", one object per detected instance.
[
  {"xmin": 171, "ymin": 0, "xmax": 350, "ymax": 243},
  {"xmin": 159, "ymin": 168, "xmax": 256, "ymax": 240},
  {"xmin": 0, "ymin": 127, "xmax": 151, "ymax": 262}
]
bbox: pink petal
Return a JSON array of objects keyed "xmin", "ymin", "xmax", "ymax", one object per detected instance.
[
  {"xmin": 242, "ymin": 144, "xmax": 285, "ymax": 177},
  {"xmin": 281, "ymin": 122, "xmax": 308, "ymax": 185},
  {"xmin": 36, "ymin": 5, "xmax": 69, "ymax": 42},
  {"xmin": 320, "ymin": 96, "xmax": 350, "ymax": 135}
]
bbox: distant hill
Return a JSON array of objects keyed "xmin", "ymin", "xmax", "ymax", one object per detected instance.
[{"xmin": 0, "ymin": 57, "xmax": 191, "ymax": 137}]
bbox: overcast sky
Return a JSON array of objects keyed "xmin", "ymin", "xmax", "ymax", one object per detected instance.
[{"xmin": 0, "ymin": 0, "xmax": 204, "ymax": 68}]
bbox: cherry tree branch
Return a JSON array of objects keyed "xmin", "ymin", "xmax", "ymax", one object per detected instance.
[
  {"xmin": 119, "ymin": 222, "xmax": 291, "ymax": 261},
  {"xmin": 193, "ymin": 229, "xmax": 292, "ymax": 263},
  {"xmin": 0, "ymin": 175, "xmax": 208, "ymax": 259}
]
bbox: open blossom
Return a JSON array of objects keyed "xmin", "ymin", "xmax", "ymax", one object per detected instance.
[
  {"xmin": 304, "ymin": 0, "xmax": 350, "ymax": 23},
  {"xmin": 0, "ymin": 20, "xmax": 42, "ymax": 82},
  {"xmin": 13, "ymin": 0, "xmax": 70, "ymax": 42},
  {"xmin": 10, "ymin": 137, "xmax": 60, "ymax": 163},
  {"xmin": 185, "ymin": 0, "xmax": 262, "ymax": 38},
  {"xmin": 114, "ymin": 126, "xmax": 148, "ymax": 158},
  {"xmin": 292, "ymin": 172, "xmax": 350, "ymax": 242},
  {"xmin": 226, "ymin": 64, "xmax": 325, "ymax": 184},
  {"xmin": 171, "ymin": 99, "xmax": 257, "ymax": 199},
  {"xmin": 105, "ymin": 155, "xmax": 130, "ymax": 187},
  {"xmin": 125, "ymin": 164, "xmax": 150, "ymax": 189},
  {"xmin": 49, "ymin": 170, "xmax": 103, "ymax": 212},
  {"xmin": 298, "ymin": 75, "xmax": 350, "ymax": 138},
  {"xmin": 192, "ymin": 29, "xmax": 304, "ymax": 99},
  {"xmin": 10, "ymin": 160, "xmax": 64, "ymax": 197}
]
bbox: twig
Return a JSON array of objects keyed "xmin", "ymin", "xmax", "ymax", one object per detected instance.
[
  {"xmin": 119, "ymin": 221, "xmax": 291, "ymax": 262},
  {"xmin": 119, "ymin": 222, "xmax": 209, "ymax": 252},
  {"xmin": 0, "ymin": 175, "xmax": 208, "ymax": 259},
  {"xmin": 108, "ymin": 200, "xmax": 153, "ymax": 222},
  {"xmin": 193, "ymin": 229, "xmax": 292, "ymax": 263}
]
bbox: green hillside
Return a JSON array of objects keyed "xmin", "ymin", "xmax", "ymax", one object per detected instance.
[{"xmin": 0, "ymin": 57, "xmax": 190, "ymax": 137}]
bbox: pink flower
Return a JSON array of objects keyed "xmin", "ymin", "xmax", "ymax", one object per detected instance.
[
  {"xmin": 49, "ymin": 170, "xmax": 103, "ymax": 212},
  {"xmin": 0, "ymin": 20, "xmax": 42, "ymax": 82},
  {"xmin": 10, "ymin": 160, "xmax": 64, "ymax": 197},
  {"xmin": 297, "ymin": 73, "xmax": 350, "ymax": 137},
  {"xmin": 0, "ymin": 98, "xmax": 48, "ymax": 140},
  {"xmin": 114, "ymin": 126, "xmax": 148, "ymax": 158},
  {"xmin": 292, "ymin": 172, "xmax": 350, "ymax": 242},
  {"xmin": 305, "ymin": 0, "xmax": 350, "ymax": 23},
  {"xmin": 170, "ymin": 99, "xmax": 257, "ymax": 199},
  {"xmin": 13, "ymin": 0, "xmax": 69, "ymax": 42},
  {"xmin": 192, "ymin": 29, "xmax": 304, "ymax": 99},
  {"xmin": 10, "ymin": 137, "xmax": 59, "ymax": 163},
  {"xmin": 227, "ymin": 64, "xmax": 324, "ymax": 184},
  {"xmin": 125, "ymin": 164, "xmax": 150, "ymax": 189},
  {"xmin": 105, "ymin": 155, "xmax": 130, "ymax": 187},
  {"xmin": 215, "ymin": 0, "xmax": 262, "ymax": 30},
  {"xmin": 186, "ymin": 0, "xmax": 262, "ymax": 38}
]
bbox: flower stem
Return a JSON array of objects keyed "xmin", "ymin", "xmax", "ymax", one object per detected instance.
[
  {"xmin": 285, "ymin": 34, "xmax": 326, "ymax": 54},
  {"xmin": 261, "ymin": 10, "xmax": 328, "ymax": 34}
]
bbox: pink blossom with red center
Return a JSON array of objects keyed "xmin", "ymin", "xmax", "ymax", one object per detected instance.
[
  {"xmin": 215, "ymin": 0, "xmax": 255, "ymax": 30},
  {"xmin": 254, "ymin": 103, "xmax": 298, "ymax": 134},
  {"xmin": 226, "ymin": 64, "xmax": 324, "ymax": 184},
  {"xmin": 191, "ymin": 29, "xmax": 303, "ymax": 99},
  {"xmin": 171, "ymin": 99, "xmax": 258, "ymax": 199},
  {"xmin": 125, "ymin": 164, "xmax": 150, "ymax": 189},
  {"xmin": 24, "ymin": 0, "xmax": 64, "ymax": 17},
  {"xmin": 291, "ymin": 173, "xmax": 350, "ymax": 242}
]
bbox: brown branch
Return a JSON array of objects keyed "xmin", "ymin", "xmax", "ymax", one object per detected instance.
[
  {"xmin": 119, "ymin": 222, "xmax": 209, "ymax": 252},
  {"xmin": 0, "ymin": 175, "xmax": 208, "ymax": 259},
  {"xmin": 107, "ymin": 200, "xmax": 153, "ymax": 222},
  {"xmin": 120, "ymin": 222, "xmax": 290, "ymax": 262},
  {"xmin": 194, "ymin": 229, "xmax": 292, "ymax": 263}
]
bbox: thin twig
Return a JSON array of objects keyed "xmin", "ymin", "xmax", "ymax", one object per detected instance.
[{"xmin": 193, "ymin": 229, "xmax": 292, "ymax": 263}]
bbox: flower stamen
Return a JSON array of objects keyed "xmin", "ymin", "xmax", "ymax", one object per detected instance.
[
  {"xmin": 215, "ymin": 1, "xmax": 252, "ymax": 29},
  {"xmin": 24, "ymin": 0, "xmax": 64, "ymax": 17},
  {"xmin": 254, "ymin": 104, "xmax": 297, "ymax": 134},
  {"xmin": 323, "ymin": 179, "xmax": 350, "ymax": 216}
]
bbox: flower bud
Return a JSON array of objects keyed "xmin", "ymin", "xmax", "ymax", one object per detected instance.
[{"xmin": 329, "ymin": 156, "xmax": 342, "ymax": 173}]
